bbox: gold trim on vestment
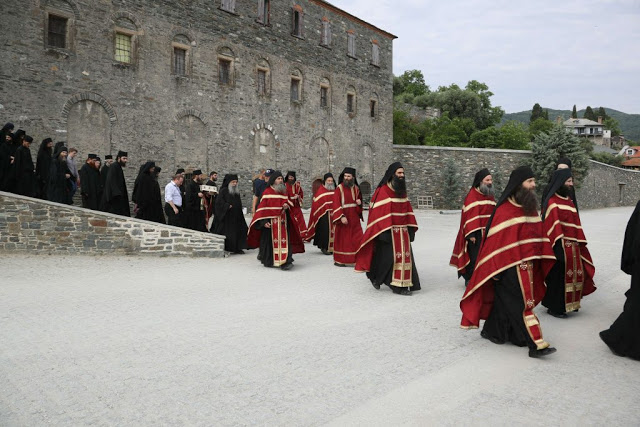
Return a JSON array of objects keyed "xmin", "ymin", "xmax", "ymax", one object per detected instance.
[
  {"xmin": 544, "ymin": 202, "xmax": 577, "ymax": 219},
  {"xmin": 370, "ymin": 196, "xmax": 410, "ymax": 209},
  {"xmin": 463, "ymin": 214, "xmax": 492, "ymax": 230},
  {"xmin": 487, "ymin": 215, "xmax": 542, "ymax": 238},
  {"xmin": 475, "ymin": 238, "xmax": 550, "ymax": 270},
  {"xmin": 313, "ymin": 192, "xmax": 333, "ymax": 203},
  {"xmin": 463, "ymin": 200, "xmax": 496, "ymax": 213},
  {"xmin": 261, "ymin": 194, "xmax": 289, "ymax": 200}
]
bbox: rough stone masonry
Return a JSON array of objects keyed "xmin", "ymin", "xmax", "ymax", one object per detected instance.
[{"xmin": 0, "ymin": 0, "xmax": 396, "ymax": 207}]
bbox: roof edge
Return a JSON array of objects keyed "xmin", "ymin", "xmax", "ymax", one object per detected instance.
[{"xmin": 309, "ymin": 0, "xmax": 398, "ymax": 40}]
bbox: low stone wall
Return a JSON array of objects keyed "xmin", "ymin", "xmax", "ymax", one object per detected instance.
[
  {"xmin": 392, "ymin": 145, "xmax": 640, "ymax": 209},
  {"xmin": 0, "ymin": 192, "xmax": 225, "ymax": 257}
]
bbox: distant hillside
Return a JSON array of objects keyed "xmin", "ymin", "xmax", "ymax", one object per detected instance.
[{"xmin": 502, "ymin": 107, "xmax": 640, "ymax": 142}]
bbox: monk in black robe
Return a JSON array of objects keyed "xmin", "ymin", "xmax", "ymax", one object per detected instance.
[
  {"xmin": 184, "ymin": 169, "xmax": 206, "ymax": 231},
  {"xmin": 1, "ymin": 129, "xmax": 23, "ymax": 192},
  {"xmin": 214, "ymin": 174, "xmax": 248, "ymax": 253},
  {"xmin": 99, "ymin": 155, "xmax": 113, "ymax": 209},
  {"xmin": 102, "ymin": 150, "xmax": 130, "ymax": 216},
  {"xmin": 0, "ymin": 124, "xmax": 15, "ymax": 190},
  {"xmin": 35, "ymin": 138, "xmax": 53, "ymax": 199},
  {"xmin": 47, "ymin": 146, "xmax": 73, "ymax": 204},
  {"xmin": 78, "ymin": 154, "xmax": 102, "ymax": 210},
  {"xmin": 133, "ymin": 161, "xmax": 164, "ymax": 223},
  {"xmin": 600, "ymin": 201, "xmax": 640, "ymax": 360},
  {"xmin": 14, "ymin": 135, "xmax": 36, "ymax": 197}
]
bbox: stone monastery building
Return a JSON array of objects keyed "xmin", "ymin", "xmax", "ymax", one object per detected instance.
[{"xmin": 1, "ymin": 0, "xmax": 396, "ymax": 202}]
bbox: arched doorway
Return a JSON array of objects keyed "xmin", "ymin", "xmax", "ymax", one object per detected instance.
[
  {"xmin": 175, "ymin": 114, "xmax": 207, "ymax": 172},
  {"xmin": 66, "ymin": 100, "xmax": 112, "ymax": 159},
  {"xmin": 253, "ymin": 128, "xmax": 276, "ymax": 171}
]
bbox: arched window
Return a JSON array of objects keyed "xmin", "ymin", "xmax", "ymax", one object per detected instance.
[
  {"xmin": 290, "ymin": 68, "xmax": 303, "ymax": 103},
  {"xmin": 320, "ymin": 77, "xmax": 331, "ymax": 109},
  {"xmin": 346, "ymin": 85, "xmax": 357, "ymax": 116},
  {"xmin": 217, "ymin": 46, "xmax": 235, "ymax": 86},
  {"xmin": 112, "ymin": 14, "xmax": 141, "ymax": 65},
  {"xmin": 44, "ymin": 0, "xmax": 79, "ymax": 52},
  {"xmin": 256, "ymin": 58, "xmax": 271, "ymax": 96},
  {"xmin": 172, "ymin": 33, "xmax": 193, "ymax": 77}
]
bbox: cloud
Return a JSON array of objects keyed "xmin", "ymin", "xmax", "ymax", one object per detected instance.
[{"xmin": 333, "ymin": 0, "xmax": 640, "ymax": 112}]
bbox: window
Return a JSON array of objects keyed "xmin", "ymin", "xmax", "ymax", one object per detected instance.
[
  {"xmin": 347, "ymin": 30, "xmax": 356, "ymax": 58},
  {"xmin": 347, "ymin": 93, "xmax": 355, "ymax": 114},
  {"xmin": 321, "ymin": 18, "xmax": 331, "ymax": 46},
  {"xmin": 219, "ymin": 58, "xmax": 231, "ymax": 85},
  {"xmin": 320, "ymin": 86, "xmax": 328, "ymax": 108},
  {"xmin": 258, "ymin": 69, "xmax": 267, "ymax": 95},
  {"xmin": 371, "ymin": 41, "xmax": 380, "ymax": 67},
  {"xmin": 221, "ymin": 0, "xmax": 236, "ymax": 13},
  {"xmin": 291, "ymin": 78, "xmax": 301, "ymax": 102},
  {"xmin": 115, "ymin": 33, "xmax": 132, "ymax": 63},
  {"xmin": 257, "ymin": 0, "xmax": 270, "ymax": 25},
  {"xmin": 173, "ymin": 47, "xmax": 186, "ymax": 76},
  {"xmin": 47, "ymin": 15, "xmax": 67, "ymax": 48},
  {"xmin": 292, "ymin": 5, "xmax": 303, "ymax": 37},
  {"xmin": 370, "ymin": 100, "xmax": 377, "ymax": 118}
]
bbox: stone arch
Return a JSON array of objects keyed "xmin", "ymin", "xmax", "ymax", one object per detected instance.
[
  {"xmin": 110, "ymin": 11, "xmax": 143, "ymax": 32},
  {"xmin": 172, "ymin": 29, "xmax": 196, "ymax": 45},
  {"xmin": 173, "ymin": 113, "xmax": 208, "ymax": 173},
  {"xmin": 251, "ymin": 123, "xmax": 279, "ymax": 170},
  {"xmin": 62, "ymin": 92, "xmax": 117, "ymax": 124},
  {"xmin": 217, "ymin": 45, "xmax": 235, "ymax": 58},
  {"xmin": 44, "ymin": 0, "xmax": 80, "ymax": 19}
]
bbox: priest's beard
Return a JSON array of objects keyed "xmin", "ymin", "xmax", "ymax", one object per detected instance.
[
  {"xmin": 479, "ymin": 183, "xmax": 494, "ymax": 197},
  {"xmin": 343, "ymin": 178, "xmax": 354, "ymax": 188},
  {"xmin": 556, "ymin": 184, "xmax": 571, "ymax": 198},
  {"xmin": 228, "ymin": 184, "xmax": 239, "ymax": 195},
  {"xmin": 325, "ymin": 183, "xmax": 335, "ymax": 191},
  {"xmin": 514, "ymin": 185, "xmax": 538, "ymax": 215},
  {"xmin": 274, "ymin": 183, "xmax": 287, "ymax": 194},
  {"xmin": 391, "ymin": 176, "xmax": 407, "ymax": 197}
]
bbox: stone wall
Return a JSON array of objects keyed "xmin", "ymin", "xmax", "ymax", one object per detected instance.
[
  {"xmin": 392, "ymin": 145, "xmax": 640, "ymax": 210},
  {"xmin": 0, "ymin": 192, "xmax": 225, "ymax": 257},
  {"xmin": 1, "ymin": 0, "xmax": 396, "ymax": 210}
]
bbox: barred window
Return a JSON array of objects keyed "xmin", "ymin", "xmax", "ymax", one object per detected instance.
[
  {"xmin": 258, "ymin": 69, "xmax": 266, "ymax": 95},
  {"xmin": 219, "ymin": 58, "xmax": 231, "ymax": 85},
  {"xmin": 347, "ymin": 93, "xmax": 355, "ymax": 114},
  {"xmin": 48, "ymin": 15, "xmax": 67, "ymax": 48},
  {"xmin": 291, "ymin": 78, "xmax": 300, "ymax": 101},
  {"xmin": 174, "ymin": 47, "xmax": 186, "ymax": 76},
  {"xmin": 115, "ymin": 33, "xmax": 132, "ymax": 63}
]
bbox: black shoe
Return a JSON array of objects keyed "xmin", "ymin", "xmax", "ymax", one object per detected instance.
[
  {"xmin": 529, "ymin": 347, "xmax": 557, "ymax": 358},
  {"xmin": 334, "ymin": 262, "xmax": 345, "ymax": 267},
  {"xmin": 371, "ymin": 280, "xmax": 380, "ymax": 290},
  {"xmin": 234, "ymin": 250, "xmax": 245, "ymax": 254},
  {"xmin": 547, "ymin": 309, "xmax": 567, "ymax": 319},
  {"xmin": 480, "ymin": 330, "xmax": 505, "ymax": 345},
  {"xmin": 599, "ymin": 331, "xmax": 625, "ymax": 357},
  {"xmin": 398, "ymin": 288, "xmax": 412, "ymax": 296},
  {"xmin": 280, "ymin": 263, "xmax": 293, "ymax": 271}
]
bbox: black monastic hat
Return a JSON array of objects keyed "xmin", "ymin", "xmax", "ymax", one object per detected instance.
[
  {"xmin": 484, "ymin": 165, "xmax": 535, "ymax": 234},
  {"xmin": 116, "ymin": 150, "xmax": 128, "ymax": 158},
  {"xmin": 105, "ymin": 154, "xmax": 113, "ymax": 160},
  {"xmin": 323, "ymin": 172, "xmax": 334, "ymax": 183},
  {"xmin": 192, "ymin": 169, "xmax": 203, "ymax": 176},
  {"xmin": 376, "ymin": 162, "xmax": 403, "ymax": 189},
  {"xmin": 472, "ymin": 168, "xmax": 491, "ymax": 188},
  {"xmin": 338, "ymin": 167, "xmax": 358, "ymax": 185},
  {"xmin": 541, "ymin": 168, "xmax": 574, "ymax": 220},
  {"xmin": 88, "ymin": 153, "xmax": 97, "ymax": 159},
  {"xmin": 268, "ymin": 170, "xmax": 283, "ymax": 186}
]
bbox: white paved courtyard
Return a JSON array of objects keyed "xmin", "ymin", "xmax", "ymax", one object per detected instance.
[{"xmin": 1, "ymin": 206, "xmax": 639, "ymax": 425}]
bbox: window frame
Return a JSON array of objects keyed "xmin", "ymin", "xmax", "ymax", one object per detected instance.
[
  {"xmin": 257, "ymin": 0, "xmax": 271, "ymax": 25},
  {"xmin": 44, "ymin": 9, "xmax": 75, "ymax": 52},
  {"xmin": 290, "ymin": 77, "xmax": 302, "ymax": 103},
  {"xmin": 371, "ymin": 40, "xmax": 380, "ymax": 67},
  {"xmin": 347, "ymin": 30, "xmax": 356, "ymax": 59},
  {"xmin": 320, "ymin": 85, "xmax": 330, "ymax": 109},
  {"xmin": 172, "ymin": 42, "xmax": 190, "ymax": 77},
  {"xmin": 218, "ymin": 56, "xmax": 233, "ymax": 86},
  {"xmin": 347, "ymin": 92, "xmax": 356, "ymax": 116},
  {"xmin": 114, "ymin": 29, "xmax": 135, "ymax": 64},
  {"xmin": 369, "ymin": 99, "xmax": 377, "ymax": 118},
  {"xmin": 220, "ymin": 0, "xmax": 237, "ymax": 14},
  {"xmin": 257, "ymin": 66, "xmax": 270, "ymax": 96},
  {"xmin": 292, "ymin": 6, "xmax": 304, "ymax": 38},
  {"xmin": 320, "ymin": 18, "xmax": 331, "ymax": 47}
]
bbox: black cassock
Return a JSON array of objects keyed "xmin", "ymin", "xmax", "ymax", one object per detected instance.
[
  {"xmin": 462, "ymin": 229, "xmax": 482, "ymax": 282},
  {"xmin": 600, "ymin": 200, "xmax": 640, "ymax": 360},
  {"xmin": 255, "ymin": 213, "xmax": 294, "ymax": 268},
  {"xmin": 313, "ymin": 213, "xmax": 331, "ymax": 252},
  {"xmin": 184, "ymin": 180, "xmax": 205, "ymax": 231},
  {"xmin": 102, "ymin": 162, "xmax": 130, "ymax": 216},
  {"xmin": 13, "ymin": 145, "xmax": 36, "ymax": 197},
  {"xmin": 78, "ymin": 163, "xmax": 102, "ymax": 210},
  {"xmin": 134, "ymin": 171, "xmax": 165, "ymax": 223},
  {"xmin": 47, "ymin": 159, "xmax": 72, "ymax": 204},
  {"xmin": 0, "ymin": 141, "xmax": 19, "ymax": 192},
  {"xmin": 366, "ymin": 229, "xmax": 421, "ymax": 293},
  {"xmin": 35, "ymin": 147, "xmax": 52, "ymax": 199},
  {"xmin": 99, "ymin": 164, "xmax": 110, "ymax": 208},
  {"xmin": 214, "ymin": 187, "xmax": 248, "ymax": 252}
]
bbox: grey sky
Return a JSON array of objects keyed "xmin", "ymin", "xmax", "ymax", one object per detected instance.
[{"xmin": 334, "ymin": 0, "xmax": 640, "ymax": 113}]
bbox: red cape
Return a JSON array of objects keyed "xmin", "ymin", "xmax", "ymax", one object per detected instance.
[
  {"xmin": 286, "ymin": 181, "xmax": 308, "ymax": 239},
  {"xmin": 460, "ymin": 198, "xmax": 556, "ymax": 328},
  {"xmin": 305, "ymin": 186, "xmax": 334, "ymax": 242},
  {"xmin": 543, "ymin": 194, "xmax": 596, "ymax": 296},
  {"xmin": 355, "ymin": 184, "xmax": 418, "ymax": 272},
  {"xmin": 247, "ymin": 186, "xmax": 305, "ymax": 253}
]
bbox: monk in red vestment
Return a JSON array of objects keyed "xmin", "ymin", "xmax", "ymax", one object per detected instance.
[
  {"xmin": 356, "ymin": 162, "xmax": 420, "ymax": 295},
  {"xmin": 285, "ymin": 171, "xmax": 308, "ymax": 240},
  {"xmin": 541, "ymin": 168, "xmax": 596, "ymax": 318},
  {"xmin": 461, "ymin": 166, "xmax": 557, "ymax": 358},
  {"xmin": 332, "ymin": 167, "xmax": 363, "ymax": 266},
  {"xmin": 450, "ymin": 168, "xmax": 496, "ymax": 285},
  {"xmin": 305, "ymin": 173, "xmax": 336, "ymax": 255},
  {"xmin": 247, "ymin": 171, "xmax": 305, "ymax": 270}
]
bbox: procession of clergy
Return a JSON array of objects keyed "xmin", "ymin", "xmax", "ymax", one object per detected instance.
[{"xmin": 1, "ymin": 122, "xmax": 637, "ymax": 361}]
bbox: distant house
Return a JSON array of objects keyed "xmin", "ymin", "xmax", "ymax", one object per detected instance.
[
  {"xmin": 621, "ymin": 145, "xmax": 640, "ymax": 170},
  {"xmin": 563, "ymin": 117, "xmax": 605, "ymax": 146}
]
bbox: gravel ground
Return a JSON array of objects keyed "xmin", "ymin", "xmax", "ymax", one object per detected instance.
[{"xmin": 1, "ymin": 206, "xmax": 639, "ymax": 426}]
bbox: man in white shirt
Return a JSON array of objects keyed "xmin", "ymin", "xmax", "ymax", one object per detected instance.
[{"xmin": 164, "ymin": 173, "xmax": 184, "ymax": 227}]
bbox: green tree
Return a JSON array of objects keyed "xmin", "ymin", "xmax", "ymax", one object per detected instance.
[
  {"xmin": 499, "ymin": 121, "xmax": 530, "ymax": 150},
  {"xmin": 469, "ymin": 126, "xmax": 500, "ymax": 148},
  {"xmin": 392, "ymin": 110, "xmax": 420, "ymax": 145},
  {"xmin": 604, "ymin": 117, "xmax": 621, "ymax": 137},
  {"xmin": 597, "ymin": 106, "xmax": 608, "ymax": 121},
  {"xmin": 571, "ymin": 105, "xmax": 578, "ymax": 118},
  {"xmin": 529, "ymin": 117, "xmax": 554, "ymax": 140},
  {"xmin": 491, "ymin": 169, "xmax": 504, "ymax": 199},
  {"xmin": 422, "ymin": 116, "xmax": 471, "ymax": 147},
  {"xmin": 590, "ymin": 152, "xmax": 623, "ymax": 167},
  {"xmin": 441, "ymin": 158, "xmax": 462, "ymax": 209},
  {"xmin": 530, "ymin": 103, "xmax": 544, "ymax": 122},
  {"xmin": 531, "ymin": 125, "xmax": 590, "ymax": 189},
  {"xmin": 393, "ymin": 70, "xmax": 429, "ymax": 98},
  {"xmin": 583, "ymin": 106, "xmax": 596, "ymax": 121}
]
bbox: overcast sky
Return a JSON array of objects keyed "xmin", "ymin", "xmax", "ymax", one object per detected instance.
[{"xmin": 334, "ymin": 0, "xmax": 640, "ymax": 114}]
